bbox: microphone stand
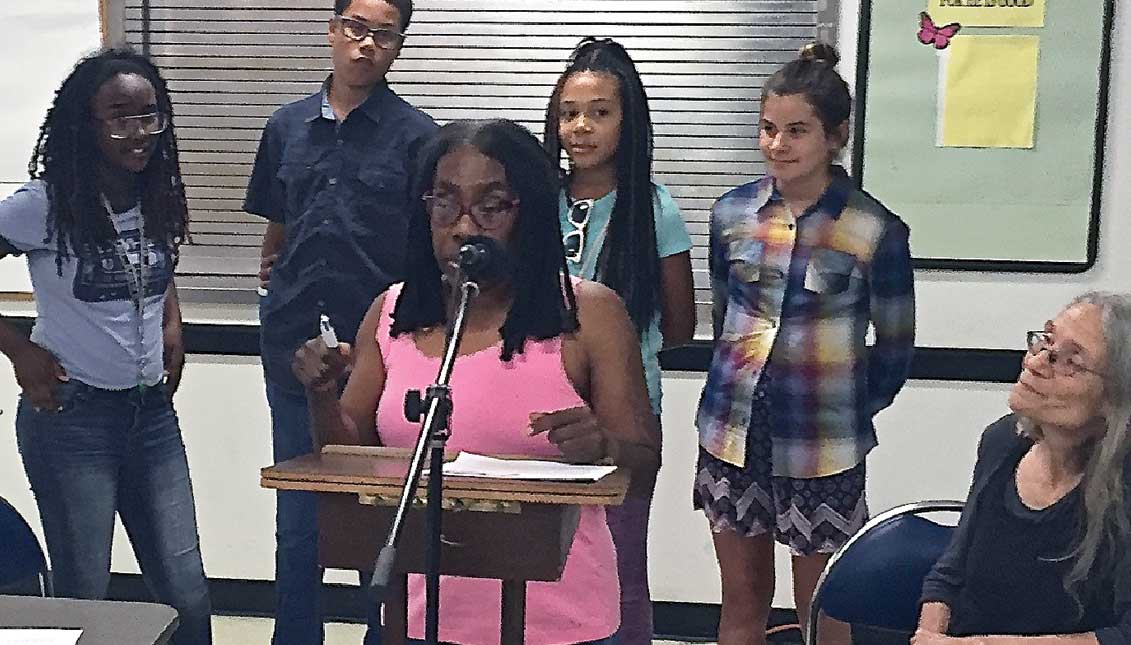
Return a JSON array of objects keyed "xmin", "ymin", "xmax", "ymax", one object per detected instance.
[{"xmin": 369, "ymin": 274, "xmax": 480, "ymax": 645}]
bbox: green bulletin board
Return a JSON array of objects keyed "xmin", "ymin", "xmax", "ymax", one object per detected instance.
[{"xmin": 853, "ymin": 0, "xmax": 1115, "ymax": 271}]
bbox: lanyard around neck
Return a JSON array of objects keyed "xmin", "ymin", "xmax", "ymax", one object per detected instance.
[{"xmin": 101, "ymin": 194, "xmax": 151, "ymax": 390}]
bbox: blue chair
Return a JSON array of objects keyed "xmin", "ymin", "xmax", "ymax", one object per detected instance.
[
  {"xmin": 0, "ymin": 495, "xmax": 51, "ymax": 596},
  {"xmin": 806, "ymin": 500, "xmax": 964, "ymax": 645}
]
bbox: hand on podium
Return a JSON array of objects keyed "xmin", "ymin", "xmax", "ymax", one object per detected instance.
[{"xmin": 529, "ymin": 406, "xmax": 617, "ymax": 465}]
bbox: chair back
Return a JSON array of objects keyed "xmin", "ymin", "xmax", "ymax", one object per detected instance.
[
  {"xmin": 806, "ymin": 500, "xmax": 964, "ymax": 645},
  {"xmin": 0, "ymin": 495, "xmax": 50, "ymax": 595}
]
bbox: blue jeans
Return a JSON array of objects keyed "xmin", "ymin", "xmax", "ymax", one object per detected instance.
[
  {"xmin": 15, "ymin": 380, "xmax": 212, "ymax": 645},
  {"xmin": 264, "ymin": 371, "xmax": 381, "ymax": 645}
]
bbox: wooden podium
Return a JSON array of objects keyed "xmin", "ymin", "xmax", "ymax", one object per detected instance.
[{"xmin": 260, "ymin": 446, "xmax": 628, "ymax": 645}]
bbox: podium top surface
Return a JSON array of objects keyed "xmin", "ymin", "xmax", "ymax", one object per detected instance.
[{"xmin": 261, "ymin": 446, "xmax": 628, "ymax": 506}]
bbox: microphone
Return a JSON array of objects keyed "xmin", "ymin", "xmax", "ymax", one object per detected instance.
[{"xmin": 456, "ymin": 236, "xmax": 507, "ymax": 283}]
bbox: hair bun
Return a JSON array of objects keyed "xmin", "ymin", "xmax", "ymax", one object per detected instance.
[{"xmin": 799, "ymin": 42, "xmax": 840, "ymax": 66}]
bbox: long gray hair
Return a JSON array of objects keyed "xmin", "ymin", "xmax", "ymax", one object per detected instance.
[{"xmin": 1019, "ymin": 291, "xmax": 1131, "ymax": 594}]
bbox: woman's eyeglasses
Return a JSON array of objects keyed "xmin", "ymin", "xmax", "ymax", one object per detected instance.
[
  {"xmin": 335, "ymin": 15, "xmax": 404, "ymax": 49},
  {"xmin": 1025, "ymin": 330, "xmax": 1103, "ymax": 378},
  {"xmin": 562, "ymin": 199, "xmax": 594, "ymax": 263},
  {"xmin": 423, "ymin": 192, "xmax": 518, "ymax": 230},
  {"xmin": 99, "ymin": 112, "xmax": 168, "ymax": 140}
]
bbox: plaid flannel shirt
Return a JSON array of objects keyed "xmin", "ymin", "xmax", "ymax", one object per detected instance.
[{"xmin": 695, "ymin": 168, "xmax": 915, "ymax": 477}]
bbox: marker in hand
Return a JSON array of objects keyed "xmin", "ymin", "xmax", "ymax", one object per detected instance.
[{"xmin": 319, "ymin": 314, "xmax": 339, "ymax": 349}]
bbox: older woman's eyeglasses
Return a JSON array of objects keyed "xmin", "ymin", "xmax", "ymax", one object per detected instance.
[
  {"xmin": 335, "ymin": 15, "xmax": 404, "ymax": 49},
  {"xmin": 423, "ymin": 192, "xmax": 518, "ymax": 230},
  {"xmin": 562, "ymin": 199, "xmax": 594, "ymax": 263},
  {"xmin": 1025, "ymin": 330, "xmax": 1103, "ymax": 378},
  {"xmin": 99, "ymin": 112, "xmax": 168, "ymax": 139}
]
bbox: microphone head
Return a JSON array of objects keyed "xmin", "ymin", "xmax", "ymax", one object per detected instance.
[{"xmin": 456, "ymin": 235, "xmax": 508, "ymax": 283}]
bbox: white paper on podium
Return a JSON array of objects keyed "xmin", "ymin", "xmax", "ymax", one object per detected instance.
[
  {"xmin": 439, "ymin": 453, "xmax": 616, "ymax": 482},
  {"xmin": 0, "ymin": 629, "xmax": 82, "ymax": 645}
]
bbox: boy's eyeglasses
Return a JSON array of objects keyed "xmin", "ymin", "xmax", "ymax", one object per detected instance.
[
  {"xmin": 99, "ymin": 112, "xmax": 168, "ymax": 140},
  {"xmin": 562, "ymin": 199, "xmax": 594, "ymax": 263},
  {"xmin": 335, "ymin": 15, "xmax": 404, "ymax": 49},
  {"xmin": 423, "ymin": 192, "xmax": 518, "ymax": 230}
]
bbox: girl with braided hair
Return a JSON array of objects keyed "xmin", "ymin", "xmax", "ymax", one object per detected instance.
[
  {"xmin": 543, "ymin": 38, "xmax": 696, "ymax": 644},
  {"xmin": 0, "ymin": 48, "xmax": 210, "ymax": 645}
]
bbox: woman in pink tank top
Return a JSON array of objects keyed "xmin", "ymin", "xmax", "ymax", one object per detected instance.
[{"xmin": 293, "ymin": 119, "xmax": 660, "ymax": 645}]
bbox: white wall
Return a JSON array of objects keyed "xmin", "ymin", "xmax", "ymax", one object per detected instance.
[
  {"xmin": 0, "ymin": 356, "xmax": 279, "ymax": 580},
  {"xmin": 0, "ymin": 0, "xmax": 1128, "ymax": 613},
  {"xmin": 0, "ymin": 2, "xmax": 102, "ymax": 190},
  {"xmin": 651, "ymin": 376, "xmax": 1006, "ymax": 606},
  {"xmin": 0, "ymin": 1, "xmax": 101, "ymax": 291}
]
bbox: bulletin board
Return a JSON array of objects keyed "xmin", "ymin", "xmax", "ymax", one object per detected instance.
[{"xmin": 852, "ymin": 0, "xmax": 1115, "ymax": 272}]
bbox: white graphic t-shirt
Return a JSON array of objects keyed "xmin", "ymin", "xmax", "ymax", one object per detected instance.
[{"xmin": 0, "ymin": 180, "xmax": 173, "ymax": 389}]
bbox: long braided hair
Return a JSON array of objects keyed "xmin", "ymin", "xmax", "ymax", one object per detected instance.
[
  {"xmin": 28, "ymin": 48, "xmax": 188, "ymax": 273},
  {"xmin": 392, "ymin": 119, "xmax": 579, "ymax": 361},
  {"xmin": 543, "ymin": 37, "xmax": 660, "ymax": 335}
]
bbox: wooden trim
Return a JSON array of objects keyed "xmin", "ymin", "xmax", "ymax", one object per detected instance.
[
  {"xmin": 99, "ymin": 0, "xmax": 109, "ymax": 44},
  {"xmin": 261, "ymin": 452, "xmax": 630, "ymax": 505},
  {"xmin": 0, "ymin": 292, "xmax": 34, "ymax": 303},
  {"xmin": 321, "ymin": 445, "xmax": 416, "ymax": 458},
  {"xmin": 98, "ymin": 0, "xmax": 125, "ymax": 47}
]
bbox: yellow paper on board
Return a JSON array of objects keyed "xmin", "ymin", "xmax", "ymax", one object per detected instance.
[
  {"xmin": 940, "ymin": 35, "xmax": 1039, "ymax": 149},
  {"xmin": 928, "ymin": 0, "xmax": 1045, "ymax": 28}
]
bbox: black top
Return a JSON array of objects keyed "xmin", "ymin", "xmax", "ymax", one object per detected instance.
[
  {"xmin": 921, "ymin": 415, "xmax": 1131, "ymax": 645},
  {"xmin": 948, "ymin": 444, "xmax": 1111, "ymax": 636},
  {"xmin": 244, "ymin": 78, "xmax": 437, "ymax": 389}
]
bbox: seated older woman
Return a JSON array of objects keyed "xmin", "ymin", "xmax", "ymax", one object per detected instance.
[
  {"xmin": 292, "ymin": 118, "xmax": 659, "ymax": 645},
  {"xmin": 914, "ymin": 292, "xmax": 1131, "ymax": 645}
]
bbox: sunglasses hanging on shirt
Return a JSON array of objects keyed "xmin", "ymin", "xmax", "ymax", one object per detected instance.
[{"xmin": 562, "ymin": 198, "xmax": 595, "ymax": 264}]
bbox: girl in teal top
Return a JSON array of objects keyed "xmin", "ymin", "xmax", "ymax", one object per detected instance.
[{"xmin": 543, "ymin": 37, "xmax": 696, "ymax": 645}]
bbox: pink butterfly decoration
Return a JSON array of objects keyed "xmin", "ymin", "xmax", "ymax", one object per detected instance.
[{"xmin": 918, "ymin": 12, "xmax": 961, "ymax": 50}]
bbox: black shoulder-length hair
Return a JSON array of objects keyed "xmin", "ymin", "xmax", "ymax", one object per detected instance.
[
  {"xmin": 390, "ymin": 119, "xmax": 579, "ymax": 361},
  {"xmin": 28, "ymin": 47, "xmax": 189, "ymax": 273},
  {"xmin": 543, "ymin": 37, "xmax": 659, "ymax": 334}
]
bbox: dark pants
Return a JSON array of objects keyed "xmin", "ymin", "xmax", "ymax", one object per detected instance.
[
  {"xmin": 16, "ymin": 381, "xmax": 212, "ymax": 645},
  {"xmin": 608, "ymin": 494, "xmax": 654, "ymax": 645},
  {"xmin": 265, "ymin": 374, "xmax": 381, "ymax": 645}
]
